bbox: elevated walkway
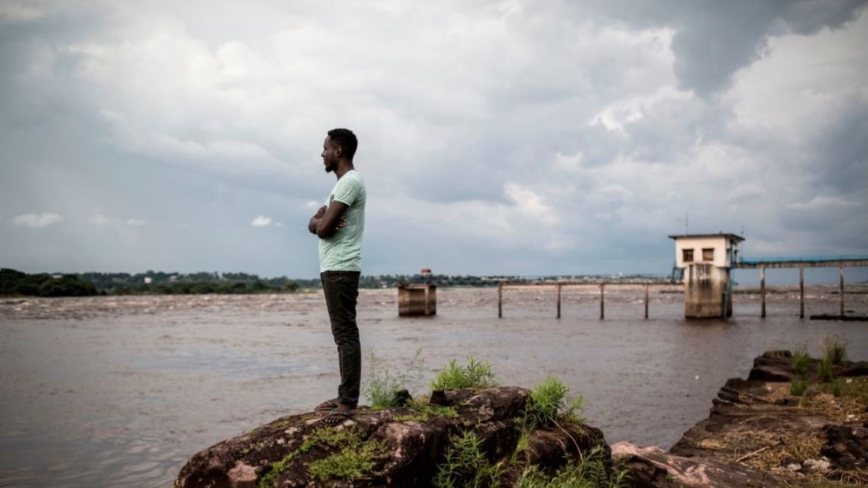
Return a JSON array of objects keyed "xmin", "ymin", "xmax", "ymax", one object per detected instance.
[{"xmin": 735, "ymin": 256, "xmax": 868, "ymax": 269}]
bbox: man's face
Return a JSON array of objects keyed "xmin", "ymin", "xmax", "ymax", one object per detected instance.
[{"xmin": 321, "ymin": 136, "xmax": 340, "ymax": 173}]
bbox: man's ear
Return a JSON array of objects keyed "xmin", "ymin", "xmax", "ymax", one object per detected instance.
[{"xmin": 335, "ymin": 145, "xmax": 342, "ymax": 157}]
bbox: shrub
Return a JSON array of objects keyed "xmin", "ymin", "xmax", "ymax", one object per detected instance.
[
  {"xmin": 792, "ymin": 345, "xmax": 811, "ymax": 375},
  {"xmin": 364, "ymin": 350, "xmax": 424, "ymax": 408},
  {"xmin": 821, "ymin": 336, "xmax": 847, "ymax": 366},
  {"xmin": 431, "ymin": 357, "xmax": 498, "ymax": 391},
  {"xmin": 827, "ymin": 379, "xmax": 844, "ymax": 398},
  {"xmin": 790, "ymin": 377, "xmax": 807, "ymax": 396},
  {"xmin": 515, "ymin": 446, "xmax": 625, "ymax": 488},
  {"xmin": 525, "ymin": 377, "xmax": 584, "ymax": 430},
  {"xmin": 432, "ymin": 430, "xmax": 502, "ymax": 488},
  {"xmin": 818, "ymin": 357, "xmax": 833, "ymax": 383}
]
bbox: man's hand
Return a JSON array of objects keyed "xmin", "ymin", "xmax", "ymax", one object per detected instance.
[{"xmin": 310, "ymin": 201, "xmax": 349, "ymax": 237}]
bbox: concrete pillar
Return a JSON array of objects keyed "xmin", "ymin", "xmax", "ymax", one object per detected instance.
[
  {"xmin": 684, "ymin": 263, "xmax": 730, "ymax": 319},
  {"xmin": 498, "ymin": 282, "xmax": 503, "ymax": 319},
  {"xmin": 840, "ymin": 266, "xmax": 845, "ymax": 318},
  {"xmin": 556, "ymin": 283, "xmax": 562, "ymax": 319},
  {"xmin": 600, "ymin": 283, "xmax": 605, "ymax": 319},
  {"xmin": 644, "ymin": 284, "xmax": 649, "ymax": 319},
  {"xmin": 760, "ymin": 266, "xmax": 766, "ymax": 319},
  {"xmin": 799, "ymin": 266, "xmax": 804, "ymax": 319}
]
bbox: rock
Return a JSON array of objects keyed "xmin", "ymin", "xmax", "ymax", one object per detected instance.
[
  {"xmin": 612, "ymin": 442, "xmax": 782, "ymax": 488},
  {"xmin": 174, "ymin": 387, "xmax": 610, "ymax": 488},
  {"xmin": 669, "ymin": 349, "xmax": 868, "ymax": 487},
  {"xmin": 820, "ymin": 423, "xmax": 868, "ymax": 470},
  {"xmin": 747, "ymin": 352, "xmax": 794, "ymax": 382},
  {"xmin": 802, "ymin": 458, "xmax": 830, "ymax": 473}
]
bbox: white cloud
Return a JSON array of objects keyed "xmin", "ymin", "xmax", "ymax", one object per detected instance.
[
  {"xmin": 126, "ymin": 219, "xmax": 146, "ymax": 226},
  {"xmin": 89, "ymin": 215, "xmax": 109, "ymax": 225},
  {"xmin": 251, "ymin": 215, "xmax": 273, "ymax": 227},
  {"xmin": 787, "ymin": 197, "xmax": 862, "ymax": 210},
  {"xmin": 13, "ymin": 212, "xmax": 62, "ymax": 228},
  {"xmin": 504, "ymin": 183, "xmax": 559, "ymax": 226},
  {"xmin": 0, "ymin": 3, "xmax": 45, "ymax": 21}
]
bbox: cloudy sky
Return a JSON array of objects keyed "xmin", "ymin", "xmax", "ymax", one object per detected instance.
[{"xmin": 1, "ymin": 0, "xmax": 866, "ymax": 281}]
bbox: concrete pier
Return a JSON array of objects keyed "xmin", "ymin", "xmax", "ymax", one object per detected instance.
[
  {"xmin": 684, "ymin": 264, "xmax": 732, "ymax": 318},
  {"xmin": 398, "ymin": 283, "xmax": 436, "ymax": 317}
]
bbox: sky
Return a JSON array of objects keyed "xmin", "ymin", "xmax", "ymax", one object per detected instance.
[{"xmin": 1, "ymin": 0, "xmax": 867, "ymax": 282}]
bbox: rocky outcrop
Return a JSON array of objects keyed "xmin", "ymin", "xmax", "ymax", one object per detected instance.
[
  {"xmin": 611, "ymin": 442, "xmax": 781, "ymax": 488},
  {"xmin": 616, "ymin": 350, "xmax": 868, "ymax": 487},
  {"xmin": 174, "ymin": 386, "xmax": 610, "ymax": 488},
  {"xmin": 177, "ymin": 352, "xmax": 868, "ymax": 488}
]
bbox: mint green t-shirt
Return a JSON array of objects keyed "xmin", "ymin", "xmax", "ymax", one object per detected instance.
[{"xmin": 319, "ymin": 170, "xmax": 366, "ymax": 272}]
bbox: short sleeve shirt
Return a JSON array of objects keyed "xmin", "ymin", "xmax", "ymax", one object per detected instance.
[{"xmin": 318, "ymin": 170, "xmax": 366, "ymax": 272}]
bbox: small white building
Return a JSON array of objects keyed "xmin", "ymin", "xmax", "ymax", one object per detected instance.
[
  {"xmin": 669, "ymin": 233, "xmax": 744, "ymax": 319},
  {"xmin": 670, "ymin": 233, "xmax": 743, "ymax": 269}
]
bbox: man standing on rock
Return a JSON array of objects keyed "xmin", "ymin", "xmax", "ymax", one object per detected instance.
[{"xmin": 308, "ymin": 128, "xmax": 366, "ymax": 424}]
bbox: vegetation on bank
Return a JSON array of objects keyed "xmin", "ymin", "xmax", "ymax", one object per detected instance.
[
  {"xmin": 359, "ymin": 355, "xmax": 626, "ymax": 488},
  {"xmin": 0, "ymin": 268, "xmax": 298, "ymax": 297},
  {"xmin": 1, "ymin": 268, "xmax": 675, "ymax": 297},
  {"xmin": 0, "ymin": 269, "xmax": 98, "ymax": 297}
]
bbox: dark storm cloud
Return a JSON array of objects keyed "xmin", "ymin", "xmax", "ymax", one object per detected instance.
[{"xmin": 548, "ymin": 0, "xmax": 867, "ymax": 96}]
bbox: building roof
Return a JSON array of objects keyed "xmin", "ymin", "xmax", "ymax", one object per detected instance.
[{"xmin": 668, "ymin": 232, "xmax": 745, "ymax": 242}]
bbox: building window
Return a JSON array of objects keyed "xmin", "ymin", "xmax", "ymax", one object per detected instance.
[
  {"xmin": 703, "ymin": 248, "xmax": 714, "ymax": 262},
  {"xmin": 683, "ymin": 249, "xmax": 694, "ymax": 263}
]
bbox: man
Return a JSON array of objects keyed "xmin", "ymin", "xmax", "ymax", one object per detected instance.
[{"xmin": 308, "ymin": 128, "xmax": 366, "ymax": 424}]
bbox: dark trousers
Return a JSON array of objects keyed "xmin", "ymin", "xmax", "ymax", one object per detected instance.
[{"xmin": 321, "ymin": 271, "xmax": 361, "ymax": 407}]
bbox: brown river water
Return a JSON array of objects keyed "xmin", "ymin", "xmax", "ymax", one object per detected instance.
[{"xmin": 1, "ymin": 286, "xmax": 867, "ymax": 487}]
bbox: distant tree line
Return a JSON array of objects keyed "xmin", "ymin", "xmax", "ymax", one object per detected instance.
[
  {"xmin": 0, "ymin": 269, "xmax": 98, "ymax": 297},
  {"xmin": 0, "ymin": 269, "xmax": 298, "ymax": 297},
  {"xmin": 2, "ymin": 268, "xmax": 674, "ymax": 298}
]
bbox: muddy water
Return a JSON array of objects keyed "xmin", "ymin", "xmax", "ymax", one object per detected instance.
[{"xmin": 1, "ymin": 287, "xmax": 867, "ymax": 488}]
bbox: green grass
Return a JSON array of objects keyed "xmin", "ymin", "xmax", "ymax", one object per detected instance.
[
  {"xmin": 818, "ymin": 357, "xmax": 833, "ymax": 383},
  {"xmin": 307, "ymin": 440, "xmax": 385, "ymax": 482},
  {"xmin": 364, "ymin": 349, "xmax": 424, "ymax": 408},
  {"xmin": 792, "ymin": 344, "xmax": 811, "ymax": 375},
  {"xmin": 821, "ymin": 336, "xmax": 847, "ymax": 366},
  {"xmin": 525, "ymin": 377, "xmax": 584, "ymax": 430},
  {"xmin": 514, "ymin": 447, "xmax": 626, "ymax": 488},
  {"xmin": 431, "ymin": 357, "xmax": 498, "ymax": 391},
  {"xmin": 393, "ymin": 400, "xmax": 459, "ymax": 422},
  {"xmin": 824, "ymin": 379, "xmax": 845, "ymax": 397},
  {"xmin": 791, "ymin": 376, "xmax": 807, "ymax": 396},
  {"xmin": 259, "ymin": 428, "xmax": 384, "ymax": 487},
  {"xmin": 432, "ymin": 430, "xmax": 504, "ymax": 488}
]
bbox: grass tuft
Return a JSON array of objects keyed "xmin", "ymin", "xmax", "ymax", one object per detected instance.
[
  {"xmin": 259, "ymin": 428, "xmax": 384, "ymax": 487},
  {"xmin": 818, "ymin": 357, "xmax": 833, "ymax": 383},
  {"xmin": 431, "ymin": 357, "xmax": 498, "ymax": 391},
  {"xmin": 432, "ymin": 430, "xmax": 503, "ymax": 488},
  {"xmin": 821, "ymin": 336, "xmax": 847, "ymax": 366},
  {"xmin": 790, "ymin": 377, "xmax": 807, "ymax": 396},
  {"xmin": 525, "ymin": 377, "xmax": 584, "ymax": 430},
  {"xmin": 792, "ymin": 344, "xmax": 811, "ymax": 375},
  {"xmin": 364, "ymin": 349, "xmax": 424, "ymax": 408},
  {"xmin": 515, "ymin": 446, "xmax": 625, "ymax": 488}
]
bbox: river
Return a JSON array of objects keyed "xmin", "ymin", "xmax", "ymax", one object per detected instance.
[{"xmin": 1, "ymin": 286, "xmax": 866, "ymax": 487}]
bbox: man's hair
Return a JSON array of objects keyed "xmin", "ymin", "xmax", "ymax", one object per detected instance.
[{"xmin": 327, "ymin": 128, "xmax": 358, "ymax": 160}]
